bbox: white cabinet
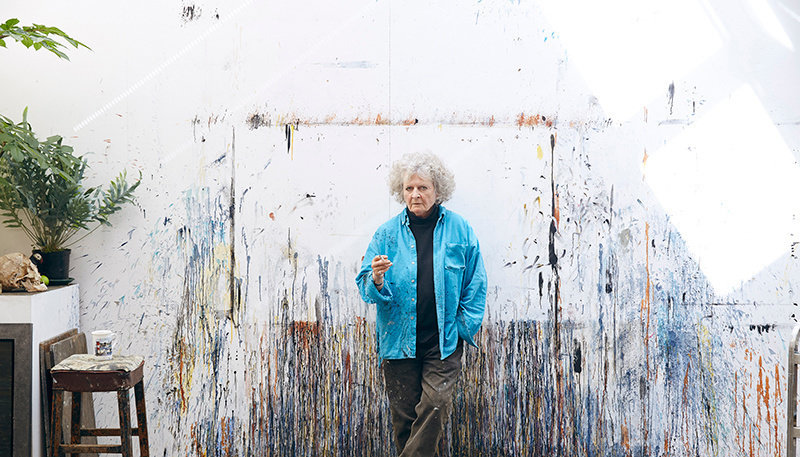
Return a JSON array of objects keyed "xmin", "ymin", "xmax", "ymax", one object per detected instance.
[{"xmin": 0, "ymin": 284, "xmax": 79, "ymax": 457}]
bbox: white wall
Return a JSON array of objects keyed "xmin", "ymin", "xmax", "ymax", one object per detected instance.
[{"xmin": 2, "ymin": 0, "xmax": 799, "ymax": 455}]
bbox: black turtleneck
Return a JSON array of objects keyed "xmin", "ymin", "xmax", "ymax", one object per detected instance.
[{"xmin": 407, "ymin": 205, "xmax": 440, "ymax": 353}]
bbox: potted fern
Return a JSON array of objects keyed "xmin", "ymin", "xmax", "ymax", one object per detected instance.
[
  {"xmin": 0, "ymin": 111, "xmax": 140, "ymax": 281},
  {"xmin": 0, "ymin": 18, "xmax": 140, "ymax": 282}
]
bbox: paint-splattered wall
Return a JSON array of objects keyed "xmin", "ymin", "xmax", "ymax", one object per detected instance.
[{"xmin": 1, "ymin": 1, "xmax": 799, "ymax": 455}]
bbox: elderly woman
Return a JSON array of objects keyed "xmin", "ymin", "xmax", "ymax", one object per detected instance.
[{"xmin": 356, "ymin": 152, "xmax": 487, "ymax": 456}]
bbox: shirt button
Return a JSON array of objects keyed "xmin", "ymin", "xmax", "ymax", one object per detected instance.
[
  {"xmin": 411, "ymin": 279, "xmax": 415, "ymax": 283},
  {"xmin": 412, "ymin": 298, "xmax": 415, "ymax": 302},
  {"xmin": 412, "ymin": 261, "xmax": 415, "ymax": 264},
  {"xmin": 411, "ymin": 245, "xmax": 415, "ymax": 248}
]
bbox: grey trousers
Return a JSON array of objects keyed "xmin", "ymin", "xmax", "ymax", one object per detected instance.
[{"xmin": 382, "ymin": 340, "xmax": 463, "ymax": 457}]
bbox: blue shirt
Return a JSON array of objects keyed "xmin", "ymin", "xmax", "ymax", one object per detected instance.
[{"xmin": 356, "ymin": 206, "xmax": 487, "ymax": 360}]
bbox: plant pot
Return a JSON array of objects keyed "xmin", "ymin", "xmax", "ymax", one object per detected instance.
[{"xmin": 31, "ymin": 249, "xmax": 71, "ymax": 280}]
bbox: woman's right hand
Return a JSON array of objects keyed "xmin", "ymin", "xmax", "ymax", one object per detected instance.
[{"xmin": 371, "ymin": 255, "xmax": 392, "ymax": 289}]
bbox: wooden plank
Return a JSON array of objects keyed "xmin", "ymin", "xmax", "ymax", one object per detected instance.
[
  {"xmin": 38, "ymin": 328, "xmax": 76, "ymax": 457},
  {"xmin": 49, "ymin": 333, "xmax": 97, "ymax": 456},
  {"xmin": 80, "ymin": 427, "xmax": 141, "ymax": 436},
  {"xmin": 59, "ymin": 443, "xmax": 122, "ymax": 453}
]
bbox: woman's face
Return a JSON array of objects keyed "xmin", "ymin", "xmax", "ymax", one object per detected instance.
[{"xmin": 403, "ymin": 173, "xmax": 438, "ymax": 218}]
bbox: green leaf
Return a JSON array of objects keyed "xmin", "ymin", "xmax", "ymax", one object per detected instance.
[{"xmin": 1, "ymin": 19, "xmax": 89, "ymax": 58}]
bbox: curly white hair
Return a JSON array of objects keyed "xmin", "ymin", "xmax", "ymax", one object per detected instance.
[{"xmin": 388, "ymin": 152, "xmax": 455, "ymax": 204}]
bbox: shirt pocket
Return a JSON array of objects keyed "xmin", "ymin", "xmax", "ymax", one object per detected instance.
[{"xmin": 445, "ymin": 243, "xmax": 467, "ymax": 270}]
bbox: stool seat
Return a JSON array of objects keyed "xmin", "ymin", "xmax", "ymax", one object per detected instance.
[
  {"xmin": 51, "ymin": 354, "xmax": 149, "ymax": 456},
  {"xmin": 52, "ymin": 355, "xmax": 144, "ymax": 392}
]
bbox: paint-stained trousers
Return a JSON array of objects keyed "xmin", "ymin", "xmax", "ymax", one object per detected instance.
[{"xmin": 382, "ymin": 340, "xmax": 463, "ymax": 457}]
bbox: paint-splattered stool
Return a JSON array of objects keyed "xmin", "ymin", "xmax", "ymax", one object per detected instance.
[{"xmin": 50, "ymin": 354, "xmax": 150, "ymax": 456}]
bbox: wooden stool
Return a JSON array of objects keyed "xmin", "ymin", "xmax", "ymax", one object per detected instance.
[{"xmin": 50, "ymin": 354, "xmax": 150, "ymax": 456}]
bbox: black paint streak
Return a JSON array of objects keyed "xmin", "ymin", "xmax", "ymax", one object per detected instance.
[
  {"xmin": 538, "ymin": 271, "xmax": 544, "ymax": 299},
  {"xmin": 668, "ymin": 82, "xmax": 675, "ymax": 115},
  {"xmin": 573, "ymin": 342, "xmax": 582, "ymax": 373},
  {"xmin": 548, "ymin": 134, "xmax": 558, "ymax": 268},
  {"xmin": 548, "ymin": 132, "xmax": 563, "ymax": 446},
  {"xmin": 229, "ymin": 126, "xmax": 239, "ymax": 326},
  {"xmin": 749, "ymin": 324, "xmax": 775, "ymax": 334},
  {"xmin": 247, "ymin": 113, "xmax": 270, "ymax": 130},
  {"xmin": 182, "ymin": 5, "xmax": 202, "ymax": 22}
]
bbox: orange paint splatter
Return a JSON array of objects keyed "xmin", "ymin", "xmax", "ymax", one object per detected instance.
[
  {"xmin": 269, "ymin": 212, "xmax": 275, "ymax": 221},
  {"xmin": 488, "ymin": 115, "xmax": 495, "ymax": 127},
  {"xmin": 757, "ymin": 356, "xmax": 764, "ymax": 433},
  {"xmin": 775, "ymin": 363, "xmax": 782, "ymax": 457},
  {"xmin": 621, "ymin": 423, "xmax": 631, "ymax": 455},
  {"xmin": 402, "ymin": 117, "xmax": 418, "ymax": 126}
]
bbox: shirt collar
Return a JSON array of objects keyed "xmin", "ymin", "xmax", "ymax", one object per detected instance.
[{"xmin": 401, "ymin": 205, "xmax": 446, "ymax": 225}]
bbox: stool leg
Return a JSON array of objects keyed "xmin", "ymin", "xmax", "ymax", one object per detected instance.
[
  {"xmin": 117, "ymin": 390, "xmax": 133, "ymax": 457},
  {"xmin": 134, "ymin": 380, "xmax": 150, "ymax": 456},
  {"xmin": 70, "ymin": 391, "xmax": 82, "ymax": 449},
  {"xmin": 51, "ymin": 390, "xmax": 63, "ymax": 457}
]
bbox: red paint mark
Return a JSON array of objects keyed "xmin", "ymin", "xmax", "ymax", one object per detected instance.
[
  {"xmin": 402, "ymin": 117, "xmax": 417, "ymax": 126},
  {"xmin": 289, "ymin": 320, "xmax": 320, "ymax": 350},
  {"xmin": 774, "ymin": 363, "xmax": 783, "ymax": 457},
  {"xmin": 488, "ymin": 116, "xmax": 495, "ymax": 127},
  {"xmin": 269, "ymin": 212, "xmax": 275, "ymax": 220},
  {"xmin": 344, "ymin": 352, "xmax": 352, "ymax": 386},
  {"xmin": 104, "ymin": 139, "xmax": 111, "ymax": 143},
  {"xmin": 516, "ymin": 112, "xmax": 541, "ymax": 127},
  {"xmin": 177, "ymin": 338, "xmax": 189, "ymax": 414}
]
